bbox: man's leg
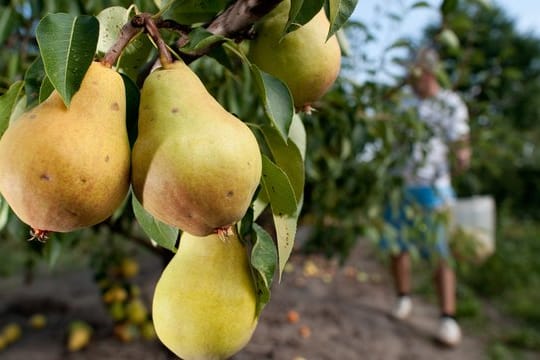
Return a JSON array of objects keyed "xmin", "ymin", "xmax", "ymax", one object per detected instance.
[
  {"xmin": 390, "ymin": 251, "xmax": 412, "ymax": 319},
  {"xmin": 392, "ymin": 251, "xmax": 411, "ymax": 296},
  {"xmin": 434, "ymin": 260, "xmax": 461, "ymax": 346},
  {"xmin": 434, "ymin": 260, "xmax": 456, "ymax": 316}
]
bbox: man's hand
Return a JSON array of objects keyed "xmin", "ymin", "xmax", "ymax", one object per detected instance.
[{"xmin": 455, "ymin": 146, "xmax": 471, "ymax": 173}]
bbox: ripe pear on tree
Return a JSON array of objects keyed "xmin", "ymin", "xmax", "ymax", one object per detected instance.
[
  {"xmin": 0, "ymin": 62, "xmax": 130, "ymax": 236},
  {"xmin": 152, "ymin": 229, "xmax": 258, "ymax": 360},
  {"xmin": 131, "ymin": 60, "xmax": 262, "ymax": 236},
  {"xmin": 248, "ymin": 0, "xmax": 341, "ymax": 109}
]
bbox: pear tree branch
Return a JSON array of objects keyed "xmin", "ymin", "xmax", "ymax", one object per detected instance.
[
  {"xmin": 101, "ymin": 14, "xmax": 146, "ymax": 67},
  {"xmin": 176, "ymin": 0, "xmax": 283, "ymax": 63}
]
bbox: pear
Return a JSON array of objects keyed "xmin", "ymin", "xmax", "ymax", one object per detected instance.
[
  {"xmin": 152, "ymin": 229, "xmax": 258, "ymax": 360},
  {"xmin": 131, "ymin": 61, "xmax": 262, "ymax": 236},
  {"xmin": 0, "ymin": 62, "xmax": 130, "ymax": 234},
  {"xmin": 248, "ymin": 1, "xmax": 341, "ymax": 109}
]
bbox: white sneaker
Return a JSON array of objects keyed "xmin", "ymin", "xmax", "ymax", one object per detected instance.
[
  {"xmin": 392, "ymin": 296, "xmax": 412, "ymax": 320},
  {"xmin": 436, "ymin": 317, "xmax": 462, "ymax": 347}
]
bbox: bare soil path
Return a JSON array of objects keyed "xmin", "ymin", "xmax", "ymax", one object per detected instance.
[{"xmin": 0, "ymin": 237, "xmax": 487, "ymax": 360}]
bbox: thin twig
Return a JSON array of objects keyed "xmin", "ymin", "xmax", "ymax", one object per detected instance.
[
  {"xmin": 145, "ymin": 16, "xmax": 173, "ymax": 67},
  {"xmin": 102, "ymin": 15, "xmax": 146, "ymax": 67},
  {"xmin": 176, "ymin": 0, "xmax": 283, "ymax": 63}
]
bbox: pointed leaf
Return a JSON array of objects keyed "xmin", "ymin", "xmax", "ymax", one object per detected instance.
[
  {"xmin": 0, "ymin": 81, "xmax": 24, "ymax": 137},
  {"xmin": 97, "ymin": 6, "xmax": 130, "ymax": 54},
  {"xmin": 288, "ymin": 113, "xmax": 307, "ymax": 160},
  {"xmin": 9, "ymin": 96, "xmax": 27, "ymax": 124},
  {"xmin": 36, "ymin": 14, "xmax": 99, "ymax": 107},
  {"xmin": 286, "ymin": 0, "xmax": 324, "ymax": 33},
  {"xmin": 261, "ymin": 125, "xmax": 304, "ymax": 203},
  {"xmin": 326, "ymin": 0, "xmax": 359, "ymax": 39},
  {"xmin": 180, "ymin": 27, "xmax": 225, "ymax": 53},
  {"xmin": 117, "ymin": 32, "xmax": 154, "ymax": 82},
  {"xmin": 39, "ymin": 77, "xmax": 54, "ymax": 103},
  {"xmin": 24, "ymin": 56, "xmax": 46, "ymax": 109},
  {"xmin": 120, "ymin": 74, "xmax": 140, "ymax": 148},
  {"xmin": 410, "ymin": 1, "xmax": 431, "ymax": 9},
  {"xmin": 261, "ymin": 155, "xmax": 297, "ymax": 216},
  {"xmin": 273, "ymin": 208, "xmax": 299, "ymax": 280},
  {"xmin": 251, "ymin": 224, "xmax": 277, "ymax": 316},
  {"xmin": 132, "ymin": 195, "xmax": 178, "ymax": 252},
  {"xmin": 251, "ymin": 65, "xmax": 294, "ymax": 141}
]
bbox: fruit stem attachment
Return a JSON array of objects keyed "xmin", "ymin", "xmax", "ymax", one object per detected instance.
[
  {"xmin": 102, "ymin": 15, "xmax": 146, "ymax": 68},
  {"xmin": 144, "ymin": 16, "xmax": 173, "ymax": 68}
]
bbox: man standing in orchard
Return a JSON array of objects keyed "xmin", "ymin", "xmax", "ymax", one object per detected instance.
[{"xmin": 383, "ymin": 47, "xmax": 471, "ymax": 347}]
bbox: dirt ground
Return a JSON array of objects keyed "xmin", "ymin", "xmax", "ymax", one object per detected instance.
[{"xmin": 0, "ymin": 231, "xmax": 489, "ymax": 360}]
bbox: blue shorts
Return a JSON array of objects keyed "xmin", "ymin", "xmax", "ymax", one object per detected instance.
[{"xmin": 380, "ymin": 185, "xmax": 455, "ymax": 259}]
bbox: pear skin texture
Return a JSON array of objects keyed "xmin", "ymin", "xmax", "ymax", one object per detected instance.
[
  {"xmin": 248, "ymin": 2, "xmax": 341, "ymax": 108},
  {"xmin": 0, "ymin": 62, "xmax": 130, "ymax": 232},
  {"xmin": 152, "ymin": 230, "xmax": 258, "ymax": 360},
  {"xmin": 131, "ymin": 61, "xmax": 262, "ymax": 236}
]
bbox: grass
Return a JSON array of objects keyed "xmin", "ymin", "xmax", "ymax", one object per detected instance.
[{"xmin": 455, "ymin": 215, "xmax": 540, "ymax": 357}]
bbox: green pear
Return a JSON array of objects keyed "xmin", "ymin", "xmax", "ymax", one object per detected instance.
[
  {"xmin": 152, "ymin": 229, "xmax": 258, "ymax": 360},
  {"xmin": 248, "ymin": 1, "xmax": 341, "ymax": 109},
  {"xmin": 131, "ymin": 61, "xmax": 262, "ymax": 236},
  {"xmin": 0, "ymin": 62, "xmax": 130, "ymax": 233}
]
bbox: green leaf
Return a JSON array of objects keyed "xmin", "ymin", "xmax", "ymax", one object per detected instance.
[
  {"xmin": 410, "ymin": 1, "xmax": 432, "ymax": 9},
  {"xmin": 0, "ymin": 81, "xmax": 24, "ymax": 137},
  {"xmin": 288, "ymin": 113, "xmax": 307, "ymax": 160},
  {"xmin": 0, "ymin": 6, "xmax": 21, "ymax": 45},
  {"xmin": 96, "ymin": 6, "xmax": 130, "ymax": 54},
  {"xmin": 261, "ymin": 155, "xmax": 297, "ymax": 217},
  {"xmin": 162, "ymin": 0, "xmax": 229, "ymax": 24},
  {"xmin": 261, "ymin": 125, "xmax": 305, "ymax": 203},
  {"xmin": 24, "ymin": 57, "xmax": 46, "ymax": 109},
  {"xmin": 326, "ymin": 0, "xmax": 359, "ymax": 39},
  {"xmin": 36, "ymin": 14, "xmax": 99, "ymax": 107},
  {"xmin": 180, "ymin": 27, "xmax": 225, "ymax": 53},
  {"xmin": 43, "ymin": 235, "xmax": 63, "ymax": 269},
  {"xmin": 251, "ymin": 224, "xmax": 277, "ymax": 316},
  {"xmin": 251, "ymin": 65, "xmax": 294, "ymax": 141},
  {"xmin": 286, "ymin": 0, "xmax": 324, "ymax": 33},
  {"xmin": 9, "ymin": 96, "xmax": 27, "ymax": 124},
  {"xmin": 39, "ymin": 77, "xmax": 54, "ymax": 103},
  {"xmin": 273, "ymin": 209, "xmax": 299, "ymax": 280},
  {"xmin": 441, "ymin": 0, "xmax": 459, "ymax": 15},
  {"xmin": 385, "ymin": 38, "xmax": 412, "ymax": 51},
  {"xmin": 117, "ymin": 33, "xmax": 154, "ymax": 83},
  {"xmin": 120, "ymin": 74, "xmax": 140, "ymax": 148},
  {"xmin": 132, "ymin": 195, "xmax": 179, "ymax": 252},
  {"xmin": 0, "ymin": 196, "xmax": 10, "ymax": 231}
]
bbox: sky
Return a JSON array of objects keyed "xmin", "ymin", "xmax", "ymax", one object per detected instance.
[
  {"xmin": 352, "ymin": 0, "xmax": 540, "ymax": 38},
  {"xmin": 347, "ymin": 0, "xmax": 540, "ymax": 83}
]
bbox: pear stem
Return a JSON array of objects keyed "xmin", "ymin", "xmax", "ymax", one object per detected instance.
[
  {"xmin": 145, "ymin": 17, "xmax": 174, "ymax": 68},
  {"xmin": 102, "ymin": 15, "xmax": 146, "ymax": 68}
]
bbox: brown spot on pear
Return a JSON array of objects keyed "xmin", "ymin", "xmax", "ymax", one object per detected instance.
[
  {"xmin": 152, "ymin": 229, "xmax": 258, "ymax": 359},
  {"xmin": 0, "ymin": 62, "xmax": 130, "ymax": 232},
  {"xmin": 248, "ymin": 0, "xmax": 341, "ymax": 109},
  {"xmin": 131, "ymin": 61, "xmax": 262, "ymax": 236}
]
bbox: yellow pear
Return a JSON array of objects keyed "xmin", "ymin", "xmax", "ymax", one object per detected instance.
[
  {"xmin": 0, "ymin": 62, "xmax": 130, "ymax": 234},
  {"xmin": 131, "ymin": 61, "xmax": 262, "ymax": 236},
  {"xmin": 152, "ymin": 229, "xmax": 258, "ymax": 360},
  {"xmin": 248, "ymin": 1, "xmax": 341, "ymax": 109}
]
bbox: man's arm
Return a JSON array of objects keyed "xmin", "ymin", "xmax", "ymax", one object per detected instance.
[{"xmin": 451, "ymin": 135, "xmax": 471, "ymax": 174}]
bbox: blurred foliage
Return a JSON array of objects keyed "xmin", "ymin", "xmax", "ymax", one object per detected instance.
[{"xmin": 431, "ymin": 1, "xmax": 540, "ymax": 217}]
